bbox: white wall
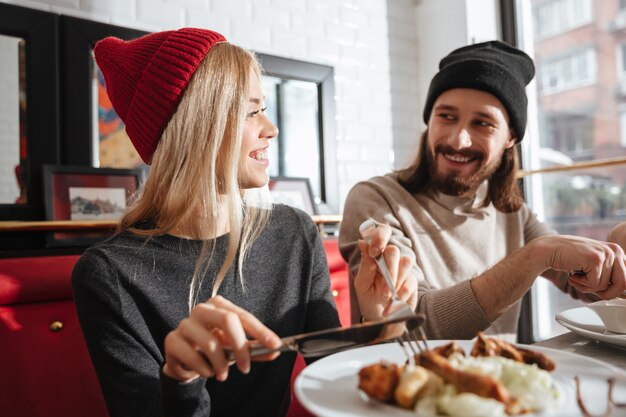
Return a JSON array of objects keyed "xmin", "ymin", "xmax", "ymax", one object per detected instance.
[
  {"xmin": 413, "ymin": 0, "xmax": 500, "ymax": 151},
  {"xmin": 0, "ymin": 0, "xmax": 500, "ymax": 212},
  {"xmin": 388, "ymin": 0, "xmax": 499, "ymax": 171}
]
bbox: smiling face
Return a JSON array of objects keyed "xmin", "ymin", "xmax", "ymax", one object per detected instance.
[
  {"xmin": 238, "ymin": 69, "xmax": 279, "ymax": 189},
  {"xmin": 425, "ymin": 88, "xmax": 516, "ymax": 196}
]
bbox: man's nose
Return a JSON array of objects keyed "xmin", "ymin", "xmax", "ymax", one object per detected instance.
[{"xmin": 447, "ymin": 127, "xmax": 471, "ymax": 149}]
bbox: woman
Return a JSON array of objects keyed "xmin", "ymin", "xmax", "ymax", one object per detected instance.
[{"xmin": 72, "ymin": 28, "xmax": 417, "ymax": 417}]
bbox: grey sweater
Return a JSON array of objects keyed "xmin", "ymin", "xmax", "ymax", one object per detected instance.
[
  {"xmin": 72, "ymin": 204, "xmax": 340, "ymax": 417},
  {"xmin": 339, "ymin": 174, "xmax": 554, "ymax": 342}
]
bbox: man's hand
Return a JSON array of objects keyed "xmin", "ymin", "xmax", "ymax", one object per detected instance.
[
  {"xmin": 353, "ymin": 223, "xmax": 418, "ymax": 321},
  {"xmin": 534, "ymin": 234, "xmax": 626, "ymax": 300}
]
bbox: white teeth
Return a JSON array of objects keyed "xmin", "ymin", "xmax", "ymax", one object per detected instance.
[
  {"xmin": 252, "ymin": 150, "xmax": 267, "ymax": 160},
  {"xmin": 444, "ymin": 154, "xmax": 471, "ymax": 163}
]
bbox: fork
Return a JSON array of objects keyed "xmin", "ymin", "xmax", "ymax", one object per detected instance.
[
  {"xmin": 359, "ymin": 218, "xmax": 415, "ymax": 319},
  {"xmin": 359, "ymin": 219, "xmax": 429, "ymax": 362}
]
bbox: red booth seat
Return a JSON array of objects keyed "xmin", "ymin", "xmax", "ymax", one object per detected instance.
[
  {"xmin": 0, "ymin": 255, "xmax": 108, "ymax": 417},
  {"xmin": 0, "ymin": 238, "xmax": 349, "ymax": 417}
]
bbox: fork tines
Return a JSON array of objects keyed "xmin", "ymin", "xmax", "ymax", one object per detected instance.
[{"xmin": 395, "ymin": 326, "xmax": 430, "ymax": 366}]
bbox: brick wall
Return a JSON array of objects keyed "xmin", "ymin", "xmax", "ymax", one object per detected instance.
[{"xmin": 1, "ymin": 0, "xmax": 425, "ymax": 212}]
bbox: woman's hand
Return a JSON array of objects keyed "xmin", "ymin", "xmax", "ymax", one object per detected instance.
[
  {"xmin": 162, "ymin": 296, "xmax": 281, "ymax": 383},
  {"xmin": 353, "ymin": 223, "xmax": 418, "ymax": 322}
]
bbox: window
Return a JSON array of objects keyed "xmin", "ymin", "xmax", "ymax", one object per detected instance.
[
  {"xmin": 258, "ymin": 55, "xmax": 337, "ymax": 210},
  {"xmin": 539, "ymin": 48, "xmax": 596, "ymax": 94},
  {"xmin": 619, "ymin": 43, "xmax": 626, "ymax": 79},
  {"xmin": 515, "ymin": 0, "xmax": 626, "ymax": 342},
  {"xmin": 533, "ymin": 0, "xmax": 593, "ymax": 39},
  {"xmin": 619, "ymin": 107, "xmax": 626, "ymax": 148},
  {"xmin": 262, "ymin": 76, "xmax": 322, "ymax": 200},
  {"xmin": 544, "ymin": 113, "xmax": 593, "ymax": 159}
]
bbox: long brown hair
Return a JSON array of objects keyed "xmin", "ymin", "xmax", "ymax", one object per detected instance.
[
  {"xmin": 396, "ymin": 129, "xmax": 523, "ymax": 212},
  {"xmin": 120, "ymin": 42, "xmax": 271, "ymax": 309}
]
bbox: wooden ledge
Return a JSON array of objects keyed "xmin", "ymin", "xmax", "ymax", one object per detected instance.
[
  {"xmin": 0, "ymin": 215, "xmax": 342, "ymax": 233},
  {"xmin": 0, "ymin": 220, "xmax": 118, "ymax": 232}
]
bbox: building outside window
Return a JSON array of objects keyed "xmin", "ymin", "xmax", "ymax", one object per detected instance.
[
  {"xmin": 544, "ymin": 113, "xmax": 593, "ymax": 159},
  {"xmin": 620, "ymin": 107, "xmax": 626, "ymax": 147},
  {"xmin": 539, "ymin": 48, "xmax": 596, "ymax": 94},
  {"xmin": 619, "ymin": 42, "xmax": 626, "ymax": 78},
  {"xmin": 518, "ymin": 0, "xmax": 626, "ymax": 341},
  {"xmin": 533, "ymin": 0, "xmax": 593, "ymax": 39}
]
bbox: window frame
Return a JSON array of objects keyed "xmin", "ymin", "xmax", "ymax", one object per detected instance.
[
  {"xmin": 258, "ymin": 54, "xmax": 337, "ymax": 210},
  {"xmin": 0, "ymin": 4, "xmax": 59, "ymax": 222},
  {"xmin": 505, "ymin": 0, "xmax": 626, "ymax": 343}
]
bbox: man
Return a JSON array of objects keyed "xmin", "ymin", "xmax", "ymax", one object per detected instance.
[{"xmin": 339, "ymin": 40, "xmax": 626, "ymax": 342}]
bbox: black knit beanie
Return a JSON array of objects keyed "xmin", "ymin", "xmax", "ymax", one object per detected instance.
[{"xmin": 422, "ymin": 40, "xmax": 535, "ymax": 142}]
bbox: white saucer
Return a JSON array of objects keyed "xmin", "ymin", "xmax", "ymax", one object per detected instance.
[{"xmin": 555, "ymin": 306, "xmax": 626, "ymax": 350}]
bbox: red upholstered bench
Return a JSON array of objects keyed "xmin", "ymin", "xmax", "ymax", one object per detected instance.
[
  {"xmin": 0, "ymin": 255, "xmax": 108, "ymax": 417},
  {"xmin": 0, "ymin": 238, "xmax": 349, "ymax": 417}
]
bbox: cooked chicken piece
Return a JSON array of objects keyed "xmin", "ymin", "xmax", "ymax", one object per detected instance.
[
  {"xmin": 394, "ymin": 365, "xmax": 429, "ymax": 409},
  {"xmin": 517, "ymin": 347, "xmax": 556, "ymax": 372},
  {"xmin": 491, "ymin": 337, "xmax": 524, "ymax": 363},
  {"xmin": 418, "ymin": 369, "xmax": 444, "ymax": 399},
  {"xmin": 470, "ymin": 331, "xmax": 499, "ymax": 357},
  {"xmin": 358, "ymin": 362, "xmax": 400, "ymax": 402},
  {"xmin": 471, "ymin": 331, "xmax": 556, "ymax": 372},
  {"xmin": 432, "ymin": 341, "xmax": 465, "ymax": 358},
  {"xmin": 417, "ymin": 350, "xmax": 512, "ymax": 405}
]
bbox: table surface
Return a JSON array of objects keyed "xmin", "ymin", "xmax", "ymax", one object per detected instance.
[{"xmin": 534, "ymin": 331, "xmax": 626, "ymax": 371}]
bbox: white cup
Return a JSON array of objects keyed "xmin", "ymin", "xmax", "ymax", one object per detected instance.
[{"xmin": 587, "ymin": 299, "xmax": 626, "ymax": 334}]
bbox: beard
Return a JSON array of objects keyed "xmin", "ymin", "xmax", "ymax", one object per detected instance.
[{"xmin": 425, "ymin": 143, "xmax": 503, "ymax": 196}]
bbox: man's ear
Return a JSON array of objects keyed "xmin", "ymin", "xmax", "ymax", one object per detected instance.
[{"xmin": 504, "ymin": 129, "xmax": 517, "ymax": 149}]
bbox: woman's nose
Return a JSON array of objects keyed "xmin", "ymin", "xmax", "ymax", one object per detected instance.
[
  {"xmin": 261, "ymin": 116, "xmax": 279, "ymax": 140},
  {"xmin": 447, "ymin": 127, "xmax": 471, "ymax": 149}
]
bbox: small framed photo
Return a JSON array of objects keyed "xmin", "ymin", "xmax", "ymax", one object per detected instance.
[
  {"xmin": 43, "ymin": 165, "xmax": 142, "ymax": 247},
  {"xmin": 268, "ymin": 176, "xmax": 317, "ymax": 215}
]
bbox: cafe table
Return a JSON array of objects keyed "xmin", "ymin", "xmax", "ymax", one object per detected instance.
[{"xmin": 535, "ymin": 331, "xmax": 626, "ymax": 371}]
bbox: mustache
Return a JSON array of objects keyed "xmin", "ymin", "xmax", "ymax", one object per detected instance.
[{"xmin": 434, "ymin": 144, "xmax": 484, "ymax": 160}]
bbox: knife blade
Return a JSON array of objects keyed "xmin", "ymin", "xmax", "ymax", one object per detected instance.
[{"xmin": 225, "ymin": 310, "xmax": 425, "ymax": 361}]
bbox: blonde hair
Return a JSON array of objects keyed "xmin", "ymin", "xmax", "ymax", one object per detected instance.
[{"xmin": 120, "ymin": 42, "xmax": 271, "ymax": 310}]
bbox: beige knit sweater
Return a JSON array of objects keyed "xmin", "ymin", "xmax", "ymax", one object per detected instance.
[{"xmin": 339, "ymin": 173, "xmax": 555, "ymax": 342}]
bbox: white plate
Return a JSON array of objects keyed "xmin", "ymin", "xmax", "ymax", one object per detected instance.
[
  {"xmin": 294, "ymin": 340, "xmax": 625, "ymax": 417},
  {"xmin": 555, "ymin": 307, "xmax": 626, "ymax": 350}
]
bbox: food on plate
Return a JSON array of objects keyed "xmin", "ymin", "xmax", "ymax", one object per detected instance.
[
  {"xmin": 471, "ymin": 332, "xmax": 556, "ymax": 371},
  {"xmin": 358, "ymin": 332, "xmax": 560, "ymax": 416},
  {"xmin": 358, "ymin": 362, "xmax": 400, "ymax": 402}
]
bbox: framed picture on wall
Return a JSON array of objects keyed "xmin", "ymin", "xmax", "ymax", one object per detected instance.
[
  {"xmin": 43, "ymin": 165, "xmax": 142, "ymax": 247},
  {"xmin": 268, "ymin": 176, "xmax": 317, "ymax": 215},
  {"xmin": 59, "ymin": 15, "xmax": 148, "ymax": 169}
]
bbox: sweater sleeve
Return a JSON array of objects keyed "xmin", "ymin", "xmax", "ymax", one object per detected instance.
[
  {"xmin": 71, "ymin": 250, "xmax": 210, "ymax": 417},
  {"xmin": 339, "ymin": 178, "xmax": 491, "ymax": 338}
]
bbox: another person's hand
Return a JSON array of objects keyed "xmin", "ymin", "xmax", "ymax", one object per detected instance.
[
  {"xmin": 353, "ymin": 223, "xmax": 418, "ymax": 322},
  {"xmin": 162, "ymin": 296, "xmax": 281, "ymax": 383},
  {"xmin": 534, "ymin": 234, "xmax": 626, "ymax": 299}
]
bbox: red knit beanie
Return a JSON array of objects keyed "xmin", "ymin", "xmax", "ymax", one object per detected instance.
[{"xmin": 94, "ymin": 28, "xmax": 227, "ymax": 164}]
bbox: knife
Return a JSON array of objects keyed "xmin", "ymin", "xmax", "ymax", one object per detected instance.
[{"xmin": 225, "ymin": 310, "xmax": 425, "ymax": 361}]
